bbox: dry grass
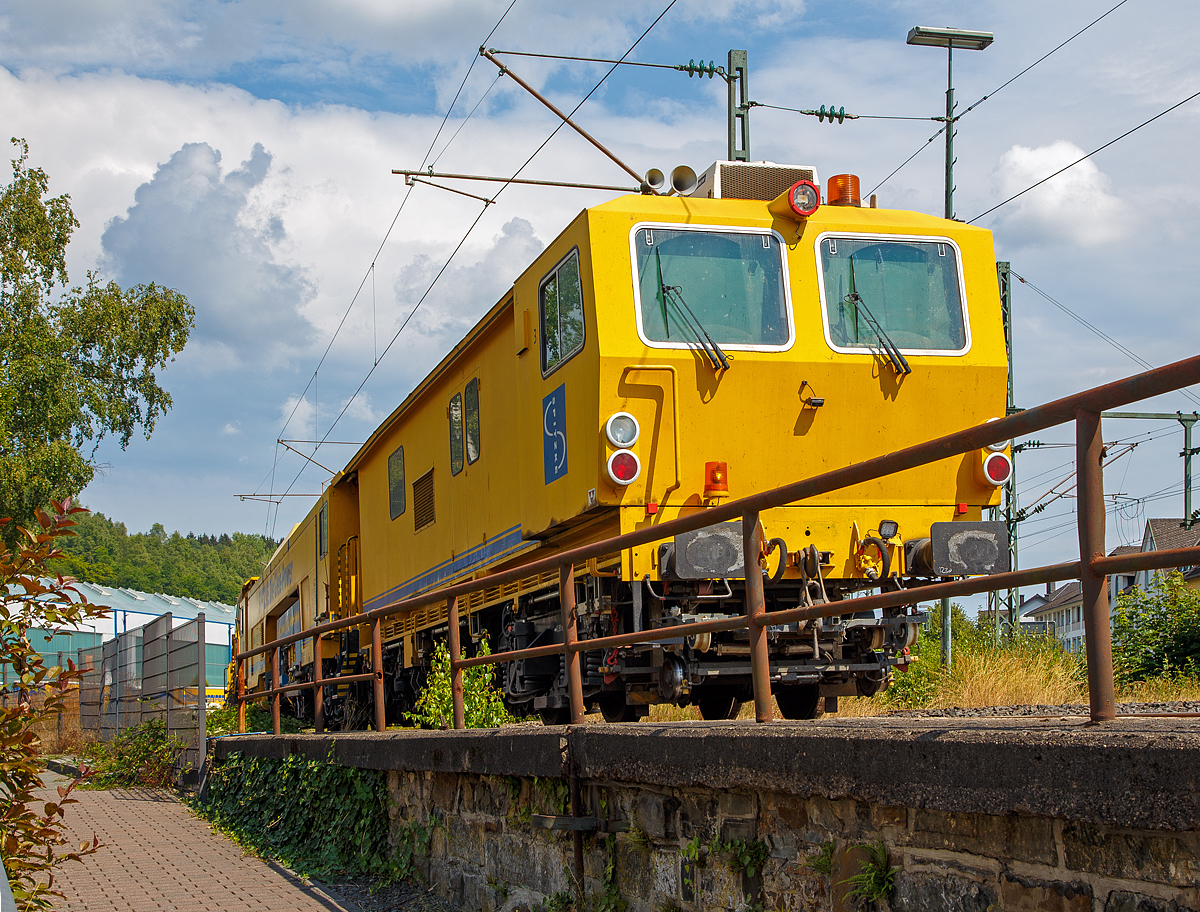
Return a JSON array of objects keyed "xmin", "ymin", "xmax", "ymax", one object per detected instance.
[
  {"xmin": 927, "ymin": 649, "xmax": 1086, "ymax": 709},
  {"xmin": 830, "ymin": 696, "xmax": 887, "ymax": 717},
  {"xmin": 1115, "ymin": 675, "xmax": 1200, "ymax": 704},
  {"xmin": 646, "ymin": 703, "xmax": 702, "ymax": 723},
  {"xmin": 645, "ymin": 698, "xmax": 785, "ymax": 723},
  {"xmin": 37, "ymin": 728, "xmax": 94, "ymax": 757}
]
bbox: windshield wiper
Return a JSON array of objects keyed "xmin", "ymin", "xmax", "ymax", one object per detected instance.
[
  {"xmin": 846, "ymin": 255, "xmax": 911, "ymax": 376},
  {"xmin": 655, "ymin": 248, "xmax": 730, "ymax": 371},
  {"xmin": 844, "ymin": 292, "xmax": 912, "ymax": 376}
]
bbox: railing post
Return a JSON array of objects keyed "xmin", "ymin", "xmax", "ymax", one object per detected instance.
[
  {"xmin": 448, "ymin": 597, "xmax": 466, "ymax": 730},
  {"xmin": 1077, "ymin": 408, "xmax": 1116, "ymax": 722},
  {"xmin": 236, "ymin": 655, "xmax": 245, "ymax": 733},
  {"xmin": 271, "ymin": 646, "xmax": 281, "ymax": 736},
  {"xmin": 939, "ymin": 596, "xmax": 952, "ymax": 668},
  {"xmin": 559, "ymin": 563, "xmax": 585, "ymax": 724},
  {"xmin": 372, "ymin": 618, "xmax": 387, "ymax": 732},
  {"xmin": 313, "ymin": 632, "xmax": 324, "ymax": 734},
  {"xmin": 743, "ymin": 511, "xmax": 773, "ymax": 722}
]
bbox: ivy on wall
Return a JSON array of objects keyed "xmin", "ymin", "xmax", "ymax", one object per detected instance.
[{"xmin": 194, "ymin": 751, "xmax": 427, "ymax": 881}]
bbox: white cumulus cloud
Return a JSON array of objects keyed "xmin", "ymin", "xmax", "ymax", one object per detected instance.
[
  {"xmin": 989, "ymin": 141, "xmax": 1128, "ymax": 248},
  {"xmin": 279, "ymin": 395, "xmax": 315, "ymax": 438},
  {"xmin": 101, "ymin": 141, "xmax": 317, "ymax": 365},
  {"xmin": 393, "ymin": 216, "xmax": 545, "ymax": 352}
]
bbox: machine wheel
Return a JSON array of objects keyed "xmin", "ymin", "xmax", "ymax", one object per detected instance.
[
  {"xmin": 538, "ymin": 706, "xmax": 571, "ymax": 726},
  {"xmin": 599, "ymin": 693, "xmax": 640, "ymax": 724},
  {"xmin": 696, "ymin": 689, "xmax": 740, "ymax": 721},
  {"xmin": 857, "ymin": 653, "xmax": 887, "ymax": 697},
  {"xmin": 775, "ymin": 683, "xmax": 824, "ymax": 720}
]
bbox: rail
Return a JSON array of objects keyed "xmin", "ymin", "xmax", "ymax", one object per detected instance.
[{"xmin": 235, "ymin": 355, "xmax": 1200, "ymax": 731}]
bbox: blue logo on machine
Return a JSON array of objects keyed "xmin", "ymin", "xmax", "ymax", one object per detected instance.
[{"xmin": 543, "ymin": 384, "xmax": 568, "ymax": 484}]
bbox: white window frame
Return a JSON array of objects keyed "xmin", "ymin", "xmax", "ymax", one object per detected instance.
[
  {"xmin": 539, "ymin": 247, "xmax": 587, "ymax": 378},
  {"xmin": 814, "ymin": 231, "xmax": 972, "ymax": 358},
  {"xmin": 628, "ymin": 222, "xmax": 796, "ymax": 354}
]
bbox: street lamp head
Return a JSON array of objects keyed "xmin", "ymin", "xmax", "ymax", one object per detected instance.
[{"xmin": 907, "ymin": 26, "xmax": 994, "ymax": 50}]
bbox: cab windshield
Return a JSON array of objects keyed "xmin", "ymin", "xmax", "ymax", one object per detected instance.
[
  {"xmin": 819, "ymin": 236, "xmax": 967, "ymax": 352},
  {"xmin": 634, "ymin": 227, "xmax": 790, "ymax": 347}
]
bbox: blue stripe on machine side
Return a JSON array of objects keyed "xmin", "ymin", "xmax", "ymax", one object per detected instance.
[{"xmin": 363, "ymin": 524, "xmax": 526, "ymax": 612}]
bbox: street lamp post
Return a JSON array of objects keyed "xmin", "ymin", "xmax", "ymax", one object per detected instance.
[{"xmin": 906, "ymin": 26, "xmax": 994, "ymax": 220}]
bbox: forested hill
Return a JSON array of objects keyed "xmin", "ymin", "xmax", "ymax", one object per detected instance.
[{"xmin": 51, "ymin": 511, "xmax": 277, "ymax": 605}]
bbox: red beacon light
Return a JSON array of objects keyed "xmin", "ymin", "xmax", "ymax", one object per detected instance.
[
  {"xmin": 704, "ymin": 461, "xmax": 729, "ymax": 496},
  {"xmin": 826, "ymin": 173, "xmax": 861, "ymax": 207},
  {"xmin": 768, "ymin": 180, "xmax": 820, "ymax": 221}
]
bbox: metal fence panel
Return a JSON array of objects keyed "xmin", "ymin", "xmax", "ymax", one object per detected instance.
[
  {"xmin": 98, "ymin": 638, "xmax": 117, "ymax": 742},
  {"xmin": 75, "ymin": 611, "xmax": 206, "ymax": 781},
  {"xmin": 116, "ymin": 630, "xmax": 143, "ymax": 732},
  {"xmin": 141, "ymin": 613, "xmax": 172, "ymax": 730},
  {"xmin": 166, "ymin": 615, "xmax": 205, "ymax": 782},
  {"xmin": 78, "ymin": 644, "xmax": 103, "ymax": 733}
]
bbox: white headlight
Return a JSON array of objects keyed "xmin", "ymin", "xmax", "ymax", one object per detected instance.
[
  {"xmin": 985, "ymin": 416, "xmax": 1010, "ymax": 451},
  {"xmin": 605, "ymin": 411, "xmax": 639, "ymax": 448}
]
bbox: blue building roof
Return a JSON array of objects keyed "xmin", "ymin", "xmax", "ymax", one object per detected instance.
[{"xmin": 70, "ymin": 581, "xmax": 236, "ymax": 625}]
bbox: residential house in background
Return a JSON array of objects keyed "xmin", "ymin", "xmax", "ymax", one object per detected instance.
[
  {"xmin": 1021, "ymin": 581, "xmax": 1084, "ymax": 653},
  {"xmin": 1139, "ymin": 518, "xmax": 1200, "ymax": 590},
  {"xmin": 1020, "ymin": 519, "xmax": 1200, "ymax": 652}
]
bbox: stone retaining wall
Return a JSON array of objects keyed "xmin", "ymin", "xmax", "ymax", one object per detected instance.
[{"xmin": 214, "ymin": 716, "xmax": 1200, "ymax": 912}]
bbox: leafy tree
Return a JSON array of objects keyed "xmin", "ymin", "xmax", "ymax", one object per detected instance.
[
  {"xmin": 0, "ymin": 138, "xmax": 194, "ymax": 536},
  {"xmin": 49, "ymin": 510, "xmax": 276, "ymax": 605},
  {"xmin": 1112, "ymin": 571, "xmax": 1200, "ymax": 683},
  {"xmin": 0, "ymin": 500, "xmax": 104, "ymax": 910}
]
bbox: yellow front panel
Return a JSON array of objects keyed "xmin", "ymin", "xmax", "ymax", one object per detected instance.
[{"xmin": 583, "ymin": 195, "xmax": 1007, "ymax": 581}]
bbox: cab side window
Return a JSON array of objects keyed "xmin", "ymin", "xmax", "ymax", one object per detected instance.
[
  {"xmin": 388, "ymin": 445, "xmax": 405, "ymax": 519},
  {"xmin": 464, "ymin": 378, "xmax": 481, "ymax": 465},
  {"xmin": 449, "ymin": 392, "xmax": 464, "ymax": 476},
  {"xmin": 317, "ymin": 502, "xmax": 328, "ymax": 558},
  {"xmin": 540, "ymin": 248, "xmax": 585, "ymax": 375}
]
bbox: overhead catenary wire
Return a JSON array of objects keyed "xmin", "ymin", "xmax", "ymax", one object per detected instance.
[
  {"xmin": 869, "ymin": 0, "xmax": 1132, "ymax": 196},
  {"xmin": 970, "ymin": 86, "xmax": 1200, "ymax": 223},
  {"xmin": 272, "ymin": 6, "xmax": 515, "ymax": 447},
  {"xmin": 958, "ymin": 0, "xmax": 1132, "ymax": 120},
  {"xmin": 1011, "ymin": 270, "xmax": 1200, "ymax": 409},
  {"xmin": 749, "ymin": 101, "xmax": 934, "ymax": 122},
  {"xmin": 260, "ymin": 0, "xmax": 520, "ymax": 526},
  {"xmin": 1017, "ymin": 426, "xmax": 1179, "ymax": 496},
  {"xmin": 1019, "ymin": 485, "xmax": 1184, "ymax": 549},
  {"xmin": 487, "ymin": 49, "xmax": 683, "ymax": 71},
  {"xmin": 866, "ymin": 124, "xmax": 948, "ymax": 196},
  {"xmin": 430, "ymin": 73, "xmax": 505, "ymax": 168},
  {"xmin": 269, "ymin": 1, "xmax": 680, "ymax": 527}
]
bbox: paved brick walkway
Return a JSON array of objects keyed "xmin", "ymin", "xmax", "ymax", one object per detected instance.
[{"xmin": 36, "ymin": 774, "xmax": 353, "ymax": 912}]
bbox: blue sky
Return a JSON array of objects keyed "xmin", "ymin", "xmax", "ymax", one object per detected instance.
[{"xmin": 2, "ymin": 0, "xmax": 1199, "ymax": 581}]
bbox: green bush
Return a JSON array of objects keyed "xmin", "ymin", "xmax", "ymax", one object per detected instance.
[
  {"xmin": 206, "ymin": 701, "xmax": 301, "ymax": 736},
  {"xmin": 196, "ymin": 751, "xmax": 421, "ymax": 880},
  {"xmin": 1112, "ymin": 571, "xmax": 1200, "ymax": 683},
  {"xmin": 82, "ymin": 718, "xmax": 184, "ymax": 788},
  {"xmin": 405, "ymin": 636, "xmax": 514, "ymax": 729}
]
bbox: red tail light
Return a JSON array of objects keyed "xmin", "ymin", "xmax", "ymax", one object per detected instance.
[
  {"xmin": 983, "ymin": 451, "xmax": 1012, "ymax": 485},
  {"xmin": 607, "ymin": 450, "xmax": 641, "ymax": 485}
]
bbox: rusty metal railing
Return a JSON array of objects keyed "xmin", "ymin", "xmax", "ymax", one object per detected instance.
[{"xmin": 235, "ymin": 355, "xmax": 1200, "ymax": 729}]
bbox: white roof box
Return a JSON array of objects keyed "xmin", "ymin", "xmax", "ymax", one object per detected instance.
[{"xmin": 696, "ymin": 161, "xmax": 819, "ymax": 201}]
